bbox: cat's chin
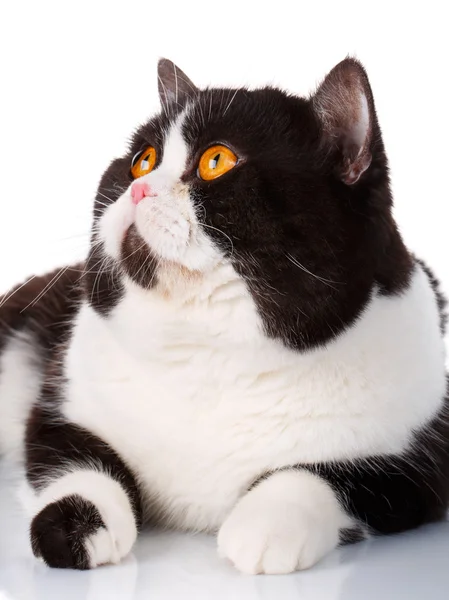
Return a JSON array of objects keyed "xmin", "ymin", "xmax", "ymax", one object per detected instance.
[{"xmin": 120, "ymin": 224, "xmax": 213, "ymax": 294}]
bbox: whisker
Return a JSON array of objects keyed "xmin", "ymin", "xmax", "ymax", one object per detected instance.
[
  {"xmin": 102, "ymin": 185, "xmax": 128, "ymax": 197},
  {"xmin": 132, "ymin": 251, "xmax": 153, "ymax": 284},
  {"xmin": 158, "ymin": 75, "xmax": 171, "ymax": 117},
  {"xmin": 96, "ymin": 192, "xmax": 117, "ymax": 205},
  {"xmin": 208, "ymin": 90, "xmax": 213, "ymax": 121},
  {"xmin": 173, "ymin": 63, "xmax": 179, "ymax": 107},
  {"xmin": 0, "ymin": 275, "xmax": 37, "ymax": 308},
  {"xmin": 20, "ymin": 266, "xmax": 70, "ymax": 313},
  {"xmin": 223, "ymin": 89, "xmax": 238, "ymax": 116},
  {"xmin": 285, "ymin": 253, "xmax": 342, "ymax": 289},
  {"xmin": 201, "ymin": 223, "xmax": 234, "ymax": 256},
  {"xmin": 94, "ymin": 199, "xmax": 111, "ymax": 209},
  {"xmin": 119, "ymin": 240, "xmax": 148, "ymax": 263},
  {"xmin": 90, "ymin": 256, "xmax": 111, "ymax": 305}
]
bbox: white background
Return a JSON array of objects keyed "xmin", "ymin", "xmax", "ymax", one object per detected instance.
[
  {"xmin": 0, "ymin": 0, "xmax": 448, "ymax": 297},
  {"xmin": 0, "ymin": 4, "xmax": 448, "ymax": 596}
]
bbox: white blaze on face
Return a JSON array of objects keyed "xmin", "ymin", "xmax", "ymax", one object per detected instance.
[
  {"xmin": 150, "ymin": 112, "xmax": 189, "ymax": 184},
  {"xmin": 99, "ymin": 110, "xmax": 221, "ymax": 272}
]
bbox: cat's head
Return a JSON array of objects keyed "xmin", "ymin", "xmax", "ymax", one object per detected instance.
[{"xmin": 85, "ymin": 58, "xmax": 411, "ymax": 350}]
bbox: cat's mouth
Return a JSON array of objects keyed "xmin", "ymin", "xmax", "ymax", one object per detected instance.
[{"xmin": 99, "ymin": 186, "xmax": 224, "ymax": 287}]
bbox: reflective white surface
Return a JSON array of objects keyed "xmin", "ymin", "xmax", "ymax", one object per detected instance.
[{"xmin": 1, "ymin": 462, "xmax": 449, "ymax": 600}]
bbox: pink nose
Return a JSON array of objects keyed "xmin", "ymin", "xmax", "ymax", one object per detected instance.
[{"xmin": 131, "ymin": 182, "xmax": 156, "ymax": 204}]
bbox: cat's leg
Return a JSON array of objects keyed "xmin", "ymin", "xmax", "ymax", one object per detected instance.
[
  {"xmin": 217, "ymin": 470, "xmax": 353, "ymax": 574},
  {"xmin": 25, "ymin": 404, "xmax": 143, "ymax": 570},
  {"xmin": 218, "ymin": 414, "xmax": 449, "ymax": 576}
]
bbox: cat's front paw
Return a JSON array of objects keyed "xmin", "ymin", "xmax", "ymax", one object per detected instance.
[
  {"xmin": 31, "ymin": 495, "xmax": 125, "ymax": 569},
  {"xmin": 217, "ymin": 472, "xmax": 344, "ymax": 574}
]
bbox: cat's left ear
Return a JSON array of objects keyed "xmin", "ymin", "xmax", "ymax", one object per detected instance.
[
  {"xmin": 157, "ymin": 58, "xmax": 198, "ymax": 109},
  {"xmin": 312, "ymin": 58, "xmax": 376, "ymax": 185}
]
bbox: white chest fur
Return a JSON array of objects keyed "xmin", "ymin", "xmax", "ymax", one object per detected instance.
[{"xmin": 63, "ymin": 263, "xmax": 446, "ymax": 532}]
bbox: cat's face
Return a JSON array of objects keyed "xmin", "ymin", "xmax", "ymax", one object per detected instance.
[
  {"xmin": 85, "ymin": 58, "xmax": 411, "ymax": 350},
  {"xmin": 98, "ymin": 87, "xmax": 323, "ymax": 277}
]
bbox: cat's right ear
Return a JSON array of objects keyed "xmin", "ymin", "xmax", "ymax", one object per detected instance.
[{"xmin": 157, "ymin": 58, "xmax": 198, "ymax": 111}]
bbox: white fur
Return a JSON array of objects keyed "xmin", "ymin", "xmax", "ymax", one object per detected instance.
[
  {"xmin": 62, "ymin": 260, "xmax": 446, "ymax": 536},
  {"xmin": 217, "ymin": 470, "xmax": 352, "ymax": 573},
  {"xmin": 0, "ymin": 332, "xmax": 42, "ymax": 459},
  {"xmin": 31, "ymin": 469, "xmax": 137, "ymax": 567},
  {"xmin": 85, "ymin": 527, "xmax": 123, "ymax": 568}
]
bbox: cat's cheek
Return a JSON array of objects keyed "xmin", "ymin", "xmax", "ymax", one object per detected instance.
[
  {"xmin": 179, "ymin": 230, "xmax": 223, "ymax": 272},
  {"xmin": 99, "ymin": 195, "xmax": 136, "ymax": 259}
]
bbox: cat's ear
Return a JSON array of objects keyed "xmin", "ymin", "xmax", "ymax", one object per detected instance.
[
  {"xmin": 157, "ymin": 58, "xmax": 198, "ymax": 110},
  {"xmin": 312, "ymin": 58, "xmax": 375, "ymax": 185}
]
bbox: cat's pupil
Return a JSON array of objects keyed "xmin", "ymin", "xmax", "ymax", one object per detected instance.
[{"xmin": 210, "ymin": 153, "xmax": 221, "ymax": 169}]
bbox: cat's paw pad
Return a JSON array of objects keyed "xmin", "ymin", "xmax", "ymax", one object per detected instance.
[
  {"xmin": 31, "ymin": 494, "xmax": 122, "ymax": 569},
  {"xmin": 217, "ymin": 495, "xmax": 339, "ymax": 574}
]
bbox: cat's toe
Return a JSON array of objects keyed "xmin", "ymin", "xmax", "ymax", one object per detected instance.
[
  {"xmin": 218, "ymin": 510, "xmax": 330, "ymax": 575},
  {"xmin": 30, "ymin": 494, "xmax": 107, "ymax": 569},
  {"xmin": 217, "ymin": 494, "xmax": 339, "ymax": 574}
]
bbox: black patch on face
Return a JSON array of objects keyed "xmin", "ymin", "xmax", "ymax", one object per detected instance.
[
  {"xmin": 92, "ymin": 156, "xmax": 133, "ymax": 221},
  {"xmin": 31, "ymin": 495, "xmax": 104, "ymax": 570},
  {"xmin": 121, "ymin": 224, "xmax": 158, "ymax": 290}
]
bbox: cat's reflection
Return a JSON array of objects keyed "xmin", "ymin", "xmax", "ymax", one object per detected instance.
[
  {"xmin": 27, "ymin": 554, "xmax": 138, "ymax": 600},
  {"xmin": 7, "ymin": 527, "xmax": 449, "ymax": 600},
  {"xmin": 7, "ymin": 533, "xmax": 356, "ymax": 600}
]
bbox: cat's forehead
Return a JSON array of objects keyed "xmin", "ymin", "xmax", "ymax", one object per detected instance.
[{"xmin": 132, "ymin": 87, "xmax": 309, "ymax": 155}]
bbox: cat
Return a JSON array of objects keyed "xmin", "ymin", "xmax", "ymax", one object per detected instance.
[{"xmin": 0, "ymin": 57, "xmax": 448, "ymax": 575}]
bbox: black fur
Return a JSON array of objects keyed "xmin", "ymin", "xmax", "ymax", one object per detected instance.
[
  {"xmin": 31, "ymin": 495, "xmax": 104, "ymax": 570},
  {"xmin": 339, "ymin": 527, "xmax": 367, "ymax": 545},
  {"xmin": 84, "ymin": 242, "xmax": 124, "ymax": 316},
  {"xmin": 0, "ymin": 266, "xmax": 82, "ymax": 356},
  {"xmin": 415, "ymin": 257, "xmax": 448, "ymax": 334}
]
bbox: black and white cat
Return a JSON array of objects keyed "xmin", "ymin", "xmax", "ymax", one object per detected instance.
[{"xmin": 0, "ymin": 57, "xmax": 448, "ymax": 575}]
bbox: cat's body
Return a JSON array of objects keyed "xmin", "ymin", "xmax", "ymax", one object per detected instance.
[
  {"xmin": 1, "ymin": 58, "xmax": 448, "ymax": 574},
  {"xmin": 50, "ymin": 260, "xmax": 448, "ymax": 532}
]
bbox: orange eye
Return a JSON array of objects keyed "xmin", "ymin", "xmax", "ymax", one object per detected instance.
[
  {"xmin": 131, "ymin": 147, "xmax": 157, "ymax": 179},
  {"xmin": 198, "ymin": 145, "xmax": 238, "ymax": 181}
]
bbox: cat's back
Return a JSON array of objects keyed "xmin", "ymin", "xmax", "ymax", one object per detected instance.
[
  {"xmin": 0, "ymin": 266, "xmax": 82, "ymax": 456},
  {"xmin": 0, "ymin": 265, "xmax": 83, "ymax": 354}
]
